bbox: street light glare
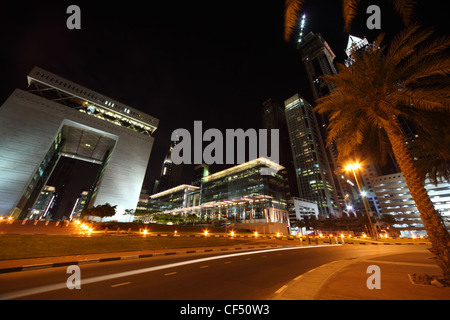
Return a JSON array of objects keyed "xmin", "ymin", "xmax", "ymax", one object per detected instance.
[{"xmin": 345, "ymin": 162, "xmax": 360, "ymax": 171}]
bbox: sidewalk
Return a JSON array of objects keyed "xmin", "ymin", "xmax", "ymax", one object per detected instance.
[{"xmin": 272, "ymin": 245, "xmax": 450, "ymax": 300}]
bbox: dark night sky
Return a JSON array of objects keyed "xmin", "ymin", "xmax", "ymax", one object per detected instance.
[{"xmin": 0, "ymin": 0, "xmax": 447, "ymax": 193}]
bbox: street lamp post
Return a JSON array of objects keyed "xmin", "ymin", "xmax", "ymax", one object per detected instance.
[{"xmin": 345, "ymin": 163, "xmax": 377, "ymax": 239}]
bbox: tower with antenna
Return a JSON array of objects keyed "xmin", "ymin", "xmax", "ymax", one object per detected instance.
[{"xmin": 297, "ymin": 14, "xmax": 306, "ymax": 43}]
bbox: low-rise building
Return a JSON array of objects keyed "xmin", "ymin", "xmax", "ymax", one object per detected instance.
[
  {"xmin": 139, "ymin": 158, "xmax": 290, "ymax": 234},
  {"xmin": 371, "ymin": 172, "xmax": 450, "ymax": 236}
]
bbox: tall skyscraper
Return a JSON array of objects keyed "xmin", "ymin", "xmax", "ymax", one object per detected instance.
[
  {"xmin": 261, "ymin": 98, "xmax": 298, "ymax": 198},
  {"xmin": 298, "ymin": 32, "xmax": 338, "ymax": 102},
  {"xmin": 157, "ymin": 141, "xmax": 183, "ymax": 192},
  {"xmin": 285, "ymin": 93, "xmax": 339, "ymax": 217},
  {"xmin": 344, "ymin": 35, "xmax": 370, "ymax": 67},
  {"xmin": 298, "ymin": 32, "xmax": 345, "ymax": 211}
]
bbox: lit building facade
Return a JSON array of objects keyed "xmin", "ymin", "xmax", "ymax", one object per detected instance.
[
  {"xmin": 139, "ymin": 158, "xmax": 290, "ymax": 234},
  {"xmin": 285, "ymin": 93, "xmax": 339, "ymax": 217},
  {"xmin": 297, "ymin": 32, "xmax": 345, "ymax": 210},
  {"xmin": 298, "ymin": 32, "xmax": 337, "ymax": 101},
  {"xmin": 69, "ymin": 190, "xmax": 89, "ymax": 220},
  {"xmin": 261, "ymin": 98, "xmax": 298, "ymax": 198},
  {"xmin": 27, "ymin": 185, "xmax": 56, "ymax": 220},
  {"xmin": 148, "ymin": 184, "xmax": 200, "ymax": 214},
  {"xmin": 344, "ymin": 35, "xmax": 370, "ymax": 67},
  {"xmin": 0, "ymin": 67, "xmax": 159, "ymax": 221},
  {"xmin": 157, "ymin": 140, "xmax": 183, "ymax": 192},
  {"xmin": 371, "ymin": 172, "xmax": 450, "ymax": 236}
]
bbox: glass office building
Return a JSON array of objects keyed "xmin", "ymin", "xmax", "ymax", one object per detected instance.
[
  {"xmin": 285, "ymin": 94, "xmax": 339, "ymax": 217},
  {"xmin": 140, "ymin": 158, "xmax": 289, "ymax": 230},
  {"xmin": 199, "ymin": 158, "xmax": 288, "ymax": 223}
]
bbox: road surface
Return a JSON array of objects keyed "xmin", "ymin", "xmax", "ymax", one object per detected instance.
[{"xmin": 0, "ymin": 244, "xmax": 423, "ymax": 300}]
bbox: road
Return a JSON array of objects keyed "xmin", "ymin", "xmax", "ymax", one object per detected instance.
[{"xmin": 0, "ymin": 244, "xmax": 420, "ymax": 300}]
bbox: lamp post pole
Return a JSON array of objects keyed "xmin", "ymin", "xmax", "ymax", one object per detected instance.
[{"xmin": 347, "ymin": 164, "xmax": 377, "ymax": 239}]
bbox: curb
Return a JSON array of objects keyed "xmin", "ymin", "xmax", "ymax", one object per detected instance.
[{"xmin": 0, "ymin": 240, "xmax": 430, "ymax": 275}]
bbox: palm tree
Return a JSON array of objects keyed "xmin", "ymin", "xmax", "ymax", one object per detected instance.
[
  {"xmin": 284, "ymin": 0, "xmax": 416, "ymax": 41},
  {"xmin": 314, "ymin": 25, "xmax": 450, "ymax": 281}
]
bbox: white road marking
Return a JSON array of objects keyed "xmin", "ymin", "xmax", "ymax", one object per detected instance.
[
  {"xmin": 111, "ymin": 282, "xmax": 131, "ymax": 288},
  {"xmin": 275, "ymin": 285, "xmax": 288, "ymax": 294}
]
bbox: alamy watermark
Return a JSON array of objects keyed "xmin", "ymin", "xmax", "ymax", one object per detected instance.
[
  {"xmin": 366, "ymin": 265, "xmax": 381, "ymax": 289},
  {"xmin": 170, "ymin": 121, "xmax": 280, "ymax": 175},
  {"xmin": 66, "ymin": 5, "xmax": 81, "ymax": 30},
  {"xmin": 66, "ymin": 265, "xmax": 81, "ymax": 290},
  {"xmin": 366, "ymin": 5, "xmax": 381, "ymax": 30}
]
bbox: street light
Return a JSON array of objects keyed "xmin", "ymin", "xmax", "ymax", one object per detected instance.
[{"xmin": 345, "ymin": 163, "xmax": 377, "ymax": 239}]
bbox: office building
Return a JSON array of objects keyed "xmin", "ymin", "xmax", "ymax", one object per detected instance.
[
  {"xmin": 285, "ymin": 93, "xmax": 339, "ymax": 217},
  {"xmin": 140, "ymin": 158, "xmax": 290, "ymax": 234},
  {"xmin": 297, "ymin": 32, "xmax": 346, "ymax": 210},
  {"xmin": 157, "ymin": 140, "xmax": 183, "ymax": 192},
  {"xmin": 344, "ymin": 35, "xmax": 371, "ymax": 67},
  {"xmin": 27, "ymin": 185, "xmax": 56, "ymax": 220},
  {"xmin": 0, "ymin": 67, "xmax": 159, "ymax": 221},
  {"xmin": 371, "ymin": 173, "xmax": 450, "ymax": 236},
  {"xmin": 298, "ymin": 32, "xmax": 338, "ymax": 101},
  {"xmin": 261, "ymin": 98, "xmax": 298, "ymax": 198},
  {"xmin": 69, "ymin": 190, "xmax": 89, "ymax": 220}
]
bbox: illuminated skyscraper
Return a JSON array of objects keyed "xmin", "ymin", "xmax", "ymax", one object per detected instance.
[
  {"xmin": 261, "ymin": 98, "xmax": 297, "ymax": 198},
  {"xmin": 157, "ymin": 141, "xmax": 183, "ymax": 192},
  {"xmin": 298, "ymin": 32, "xmax": 337, "ymax": 101},
  {"xmin": 297, "ymin": 32, "xmax": 345, "ymax": 211},
  {"xmin": 285, "ymin": 93, "xmax": 339, "ymax": 217}
]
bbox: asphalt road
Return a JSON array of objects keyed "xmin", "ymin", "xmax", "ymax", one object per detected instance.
[{"xmin": 0, "ymin": 244, "xmax": 407, "ymax": 300}]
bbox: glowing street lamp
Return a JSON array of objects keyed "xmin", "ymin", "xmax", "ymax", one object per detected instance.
[{"xmin": 345, "ymin": 162, "xmax": 377, "ymax": 239}]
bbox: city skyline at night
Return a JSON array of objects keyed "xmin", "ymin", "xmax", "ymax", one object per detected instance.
[
  {"xmin": 0, "ymin": 0, "xmax": 447, "ymax": 223},
  {"xmin": 0, "ymin": 0, "xmax": 449, "ymax": 304},
  {"xmin": 1, "ymin": 0, "xmax": 445, "ymax": 186}
]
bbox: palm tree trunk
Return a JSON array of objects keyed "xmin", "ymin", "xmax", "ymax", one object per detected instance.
[{"xmin": 385, "ymin": 121, "xmax": 450, "ymax": 281}]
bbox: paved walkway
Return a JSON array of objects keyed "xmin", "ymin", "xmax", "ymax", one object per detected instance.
[{"xmin": 272, "ymin": 245, "xmax": 450, "ymax": 300}]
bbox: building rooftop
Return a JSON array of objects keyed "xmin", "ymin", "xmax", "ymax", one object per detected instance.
[
  {"xmin": 201, "ymin": 158, "xmax": 285, "ymax": 182},
  {"xmin": 26, "ymin": 67, "xmax": 159, "ymax": 136}
]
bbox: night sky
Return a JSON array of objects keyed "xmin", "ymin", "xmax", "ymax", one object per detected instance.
[{"xmin": 1, "ymin": 0, "xmax": 446, "ymax": 196}]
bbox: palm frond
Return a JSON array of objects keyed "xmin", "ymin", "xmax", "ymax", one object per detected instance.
[
  {"xmin": 315, "ymin": 24, "xmax": 450, "ymax": 176},
  {"xmin": 392, "ymin": 0, "xmax": 416, "ymax": 26},
  {"xmin": 284, "ymin": 0, "xmax": 305, "ymax": 42},
  {"xmin": 343, "ymin": 0, "xmax": 361, "ymax": 32},
  {"xmin": 402, "ymin": 35, "xmax": 450, "ymax": 72},
  {"xmin": 386, "ymin": 24, "xmax": 423, "ymax": 62}
]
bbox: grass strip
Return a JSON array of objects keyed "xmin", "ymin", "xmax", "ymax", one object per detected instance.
[{"xmin": 0, "ymin": 235, "xmax": 253, "ymax": 260}]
